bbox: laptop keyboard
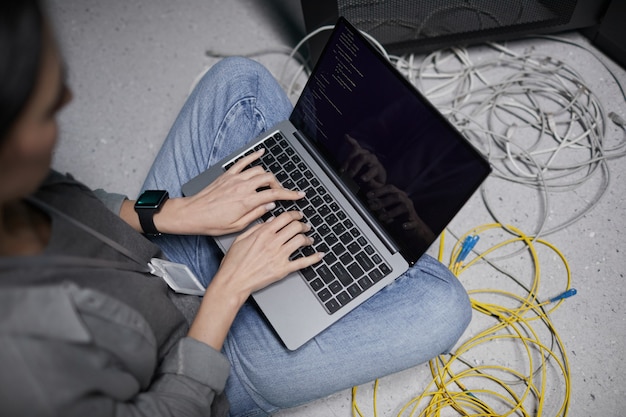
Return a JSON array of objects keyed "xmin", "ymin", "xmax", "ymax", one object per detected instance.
[{"xmin": 225, "ymin": 131, "xmax": 392, "ymax": 314}]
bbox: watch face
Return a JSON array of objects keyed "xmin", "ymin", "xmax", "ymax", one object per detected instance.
[{"xmin": 136, "ymin": 190, "xmax": 168, "ymax": 208}]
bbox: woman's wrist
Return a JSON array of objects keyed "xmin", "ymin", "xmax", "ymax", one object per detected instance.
[
  {"xmin": 152, "ymin": 197, "xmax": 182, "ymax": 235},
  {"xmin": 120, "ymin": 197, "xmax": 183, "ymax": 235},
  {"xmin": 188, "ymin": 274, "xmax": 249, "ymax": 350}
]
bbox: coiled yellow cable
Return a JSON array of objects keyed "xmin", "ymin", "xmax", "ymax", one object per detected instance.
[{"xmin": 352, "ymin": 223, "xmax": 573, "ymax": 417}]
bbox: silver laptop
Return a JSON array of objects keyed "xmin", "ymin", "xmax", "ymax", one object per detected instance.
[{"xmin": 182, "ymin": 17, "xmax": 491, "ymax": 350}]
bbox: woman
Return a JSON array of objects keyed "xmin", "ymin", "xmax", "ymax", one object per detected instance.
[{"xmin": 0, "ymin": 1, "xmax": 472, "ymax": 416}]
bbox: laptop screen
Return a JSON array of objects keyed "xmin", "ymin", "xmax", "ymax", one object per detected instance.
[{"xmin": 290, "ymin": 17, "xmax": 491, "ymax": 264}]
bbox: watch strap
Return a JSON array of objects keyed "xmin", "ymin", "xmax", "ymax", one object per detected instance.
[{"xmin": 137, "ymin": 210, "xmax": 160, "ymax": 236}]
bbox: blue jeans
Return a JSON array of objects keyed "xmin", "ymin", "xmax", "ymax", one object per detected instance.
[{"xmin": 141, "ymin": 57, "xmax": 471, "ymax": 417}]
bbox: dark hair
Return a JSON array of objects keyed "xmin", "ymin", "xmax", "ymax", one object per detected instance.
[{"xmin": 0, "ymin": 0, "xmax": 44, "ymax": 142}]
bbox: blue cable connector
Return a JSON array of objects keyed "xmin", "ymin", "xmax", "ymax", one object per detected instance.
[
  {"xmin": 457, "ymin": 235, "xmax": 479, "ymax": 264},
  {"xmin": 549, "ymin": 288, "xmax": 578, "ymax": 303}
]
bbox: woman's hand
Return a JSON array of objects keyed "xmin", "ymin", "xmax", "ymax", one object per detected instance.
[
  {"xmin": 217, "ymin": 210, "xmax": 323, "ymax": 298},
  {"xmin": 155, "ymin": 148, "xmax": 306, "ymax": 236},
  {"xmin": 188, "ymin": 210, "xmax": 324, "ymax": 350}
]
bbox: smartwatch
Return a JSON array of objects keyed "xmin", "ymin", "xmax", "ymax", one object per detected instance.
[{"xmin": 134, "ymin": 190, "xmax": 169, "ymax": 236}]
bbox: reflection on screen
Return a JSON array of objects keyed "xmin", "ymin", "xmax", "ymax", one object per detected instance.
[{"xmin": 290, "ymin": 19, "xmax": 490, "ymax": 264}]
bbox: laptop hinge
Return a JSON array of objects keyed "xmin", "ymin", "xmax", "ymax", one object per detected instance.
[{"xmin": 293, "ymin": 130, "xmax": 400, "ymax": 255}]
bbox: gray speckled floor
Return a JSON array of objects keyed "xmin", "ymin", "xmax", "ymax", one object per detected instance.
[{"xmin": 47, "ymin": 1, "xmax": 626, "ymax": 415}]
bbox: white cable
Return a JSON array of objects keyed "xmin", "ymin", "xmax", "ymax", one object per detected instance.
[{"xmin": 196, "ymin": 27, "xmax": 626, "ymax": 238}]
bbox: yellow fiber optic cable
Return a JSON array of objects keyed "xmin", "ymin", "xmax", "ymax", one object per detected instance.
[{"xmin": 351, "ymin": 223, "xmax": 573, "ymax": 416}]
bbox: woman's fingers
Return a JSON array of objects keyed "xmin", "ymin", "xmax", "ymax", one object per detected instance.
[
  {"xmin": 226, "ymin": 149, "xmax": 285, "ymax": 191},
  {"xmin": 232, "ymin": 210, "xmax": 322, "ymax": 276},
  {"xmin": 226, "ymin": 148, "xmax": 265, "ymax": 174},
  {"xmin": 225, "ymin": 157, "xmax": 306, "ymax": 206},
  {"xmin": 218, "ymin": 209, "xmax": 324, "ymax": 297},
  {"xmin": 247, "ymin": 210, "xmax": 304, "ymax": 237},
  {"xmin": 240, "ymin": 211, "xmax": 313, "ymax": 255}
]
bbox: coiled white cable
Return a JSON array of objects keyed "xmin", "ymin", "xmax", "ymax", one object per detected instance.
[{"xmin": 198, "ymin": 25, "xmax": 625, "ymax": 239}]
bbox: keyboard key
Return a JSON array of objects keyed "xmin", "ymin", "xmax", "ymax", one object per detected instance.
[
  {"xmin": 358, "ymin": 276, "xmax": 374, "ymax": 290},
  {"xmin": 303, "ymin": 206, "xmax": 316, "ymax": 218},
  {"xmin": 337, "ymin": 291, "xmax": 352, "ymax": 306},
  {"xmin": 332, "ymin": 223, "xmax": 346, "ymax": 235},
  {"xmin": 331, "ymin": 263, "xmax": 352, "ymax": 286},
  {"xmin": 347, "ymin": 283, "xmax": 363, "ymax": 298},
  {"xmin": 347, "ymin": 262, "xmax": 364, "ymax": 279},
  {"xmin": 268, "ymin": 162, "xmax": 281, "ymax": 172},
  {"xmin": 317, "ymin": 265, "xmax": 334, "ymax": 284},
  {"xmin": 301, "ymin": 267, "xmax": 316, "ymax": 281},
  {"xmin": 355, "ymin": 251, "xmax": 375, "ymax": 271},
  {"xmin": 275, "ymin": 171, "xmax": 288, "ymax": 182},
  {"xmin": 265, "ymin": 136, "xmax": 276, "ymax": 147},
  {"xmin": 329, "ymin": 280, "xmax": 343, "ymax": 294},
  {"xmin": 369, "ymin": 269, "xmax": 384, "ymax": 282},
  {"xmin": 325, "ymin": 234, "xmax": 338, "ymax": 246},
  {"xmin": 318, "ymin": 288, "xmax": 332, "ymax": 302},
  {"xmin": 332, "ymin": 243, "xmax": 346, "ymax": 256},
  {"xmin": 270, "ymin": 143, "xmax": 283, "ymax": 155},
  {"xmin": 347, "ymin": 242, "xmax": 361, "ymax": 254},
  {"xmin": 317, "ymin": 224, "xmax": 331, "ymax": 237},
  {"xmin": 302, "ymin": 246, "xmax": 316, "ymax": 257},
  {"xmin": 310, "ymin": 195, "xmax": 323, "ymax": 207},
  {"xmin": 310, "ymin": 215, "xmax": 324, "ymax": 227},
  {"xmin": 277, "ymin": 153, "xmax": 289, "ymax": 164},
  {"xmin": 296, "ymin": 178, "xmax": 310, "ymax": 189},
  {"xmin": 296, "ymin": 198, "xmax": 309, "ymax": 209},
  {"xmin": 339, "ymin": 232, "xmax": 352, "ymax": 244},
  {"xmin": 339, "ymin": 253, "xmax": 352, "ymax": 265},
  {"xmin": 325, "ymin": 299, "xmax": 341, "ymax": 314},
  {"xmin": 310, "ymin": 278, "xmax": 324, "ymax": 291},
  {"xmin": 284, "ymin": 161, "xmax": 296, "ymax": 172},
  {"xmin": 321, "ymin": 251, "xmax": 336, "ymax": 265}
]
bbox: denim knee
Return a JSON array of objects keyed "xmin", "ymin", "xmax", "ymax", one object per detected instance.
[
  {"xmin": 194, "ymin": 56, "xmax": 274, "ymax": 96},
  {"xmin": 413, "ymin": 254, "xmax": 472, "ymax": 353}
]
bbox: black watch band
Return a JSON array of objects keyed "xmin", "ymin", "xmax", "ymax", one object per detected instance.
[{"xmin": 134, "ymin": 190, "xmax": 169, "ymax": 236}]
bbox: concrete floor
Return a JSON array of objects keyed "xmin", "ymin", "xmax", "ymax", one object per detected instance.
[{"xmin": 47, "ymin": 0, "xmax": 626, "ymax": 416}]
